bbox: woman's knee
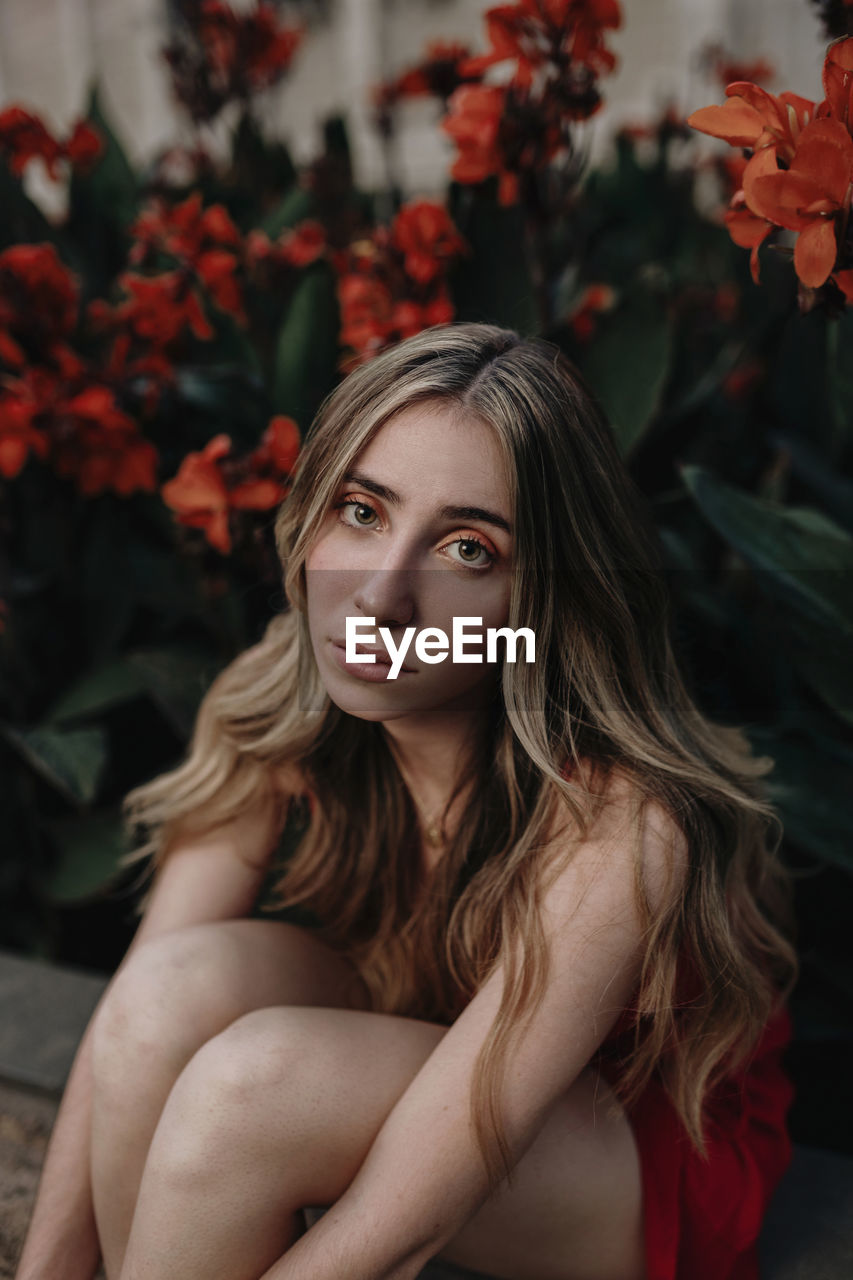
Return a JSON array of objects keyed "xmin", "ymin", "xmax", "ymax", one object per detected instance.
[
  {"xmin": 90, "ymin": 924, "xmax": 244, "ymax": 1087},
  {"xmin": 89, "ymin": 919, "xmax": 371, "ymax": 1094},
  {"xmin": 142, "ymin": 1009, "xmax": 311, "ymax": 1186}
]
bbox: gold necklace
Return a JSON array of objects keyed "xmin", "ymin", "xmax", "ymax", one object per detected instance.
[{"xmin": 402, "ymin": 773, "xmax": 447, "ymax": 848}]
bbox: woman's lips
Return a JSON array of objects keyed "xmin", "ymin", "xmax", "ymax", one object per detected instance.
[{"xmin": 329, "ymin": 640, "xmax": 415, "ymax": 681}]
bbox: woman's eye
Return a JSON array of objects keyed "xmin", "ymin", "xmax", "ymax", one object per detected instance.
[
  {"xmin": 443, "ymin": 536, "xmax": 496, "ymax": 572},
  {"xmin": 336, "ymin": 497, "xmax": 378, "ymax": 528},
  {"xmin": 334, "ymin": 497, "xmax": 496, "ymax": 572}
]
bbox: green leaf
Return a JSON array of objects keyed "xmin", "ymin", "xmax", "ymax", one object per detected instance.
[
  {"xmin": 826, "ymin": 307, "xmax": 853, "ymax": 465},
  {"xmin": 43, "ymin": 658, "xmax": 148, "ymax": 725},
  {"xmin": 261, "ymin": 186, "xmax": 318, "ymax": 240},
  {"xmin": 173, "ymin": 365, "xmax": 269, "ymax": 441},
  {"xmin": 781, "ymin": 611, "xmax": 853, "ymax": 729},
  {"xmin": 41, "ymin": 808, "xmax": 128, "ymax": 903},
  {"xmin": 680, "ymin": 465, "xmax": 853, "ymax": 634},
  {"xmin": 0, "ymin": 163, "xmax": 59, "ymax": 250},
  {"xmin": 126, "ymin": 646, "xmax": 222, "ymax": 739},
  {"xmin": 447, "ymin": 184, "xmax": 539, "ymax": 335},
  {"xmin": 748, "ymin": 729, "xmax": 853, "ymax": 870},
  {"xmin": 771, "ymin": 310, "xmax": 833, "ymax": 444},
  {"xmin": 0, "ymin": 723, "xmax": 108, "ymax": 805},
  {"xmin": 272, "ymin": 262, "xmax": 340, "ymax": 430},
  {"xmin": 66, "ymin": 81, "xmax": 139, "ymax": 293},
  {"xmin": 581, "ymin": 284, "xmax": 672, "ymax": 455},
  {"xmin": 231, "ymin": 111, "xmax": 297, "ymax": 203},
  {"xmin": 73, "ymin": 81, "xmax": 138, "ymax": 229}
]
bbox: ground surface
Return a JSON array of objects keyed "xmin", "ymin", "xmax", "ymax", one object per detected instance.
[{"xmin": 0, "ymin": 1082, "xmax": 66, "ymax": 1279}]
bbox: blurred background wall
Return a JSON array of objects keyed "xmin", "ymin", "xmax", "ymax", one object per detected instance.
[{"xmin": 0, "ymin": 0, "xmax": 831, "ymax": 220}]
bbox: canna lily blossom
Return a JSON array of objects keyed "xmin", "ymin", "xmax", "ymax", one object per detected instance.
[
  {"xmin": 747, "ymin": 118, "xmax": 853, "ymax": 287},
  {"xmin": 390, "ymin": 200, "xmax": 468, "ymax": 285},
  {"xmin": 687, "ymin": 82, "xmax": 816, "ymax": 165},
  {"xmin": 161, "ymin": 433, "xmax": 234, "ymax": 553},
  {"xmin": 818, "ymin": 35, "xmax": 853, "ymax": 126}
]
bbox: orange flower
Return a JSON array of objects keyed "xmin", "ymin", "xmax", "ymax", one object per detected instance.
[
  {"xmin": 747, "ymin": 117, "xmax": 853, "ymax": 287},
  {"xmin": 161, "ymin": 434, "xmax": 233, "ymax": 554},
  {"xmin": 441, "ymin": 85, "xmax": 520, "ymax": 205},
  {"xmin": 818, "ymin": 35, "xmax": 853, "ymax": 126},
  {"xmin": 722, "ymin": 145, "xmax": 780, "ymax": 283},
  {"xmin": 687, "ymin": 82, "xmax": 816, "ymax": 164},
  {"xmin": 390, "ymin": 201, "xmax": 468, "ymax": 285},
  {"xmin": 228, "ymin": 477, "xmax": 288, "ymax": 510},
  {"xmin": 252, "ymin": 414, "xmax": 301, "ymax": 476}
]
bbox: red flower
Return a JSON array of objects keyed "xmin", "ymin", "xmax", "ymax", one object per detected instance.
[
  {"xmin": 818, "ymin": 35, "xmax": 853, "ymax": 126},
  {"xmin": 441, "ymin": 3, "xmax": 620, "ymax": 204},
  {"xmin": 132, "ymin": 191, "xmax": 242, "ymax": 259},
  {"xmin": 230, "ymin": 415, "xmax": 301, "ymax": 512},
  {"xmin": 462, "ymin": 1, "xmax": 621, "ymax": 88},
  {"xmin": 0, "ymin": 107, "xmax": 63, "ymax": 178},
  {"xmin": 161, "ymin": 418, "xmax": 298, "ymax": 552},
  {"xmin": 0, "ymin": 387, "xmax": 48, "ymax": 478},
  {"xmin": 228, "ymin": 476, "xmax": 288, "ymax": 510},
  {"xmin": 0, "ymin": 107, "xmax": 103, "ymax": 179},
  {"xmin": 747, "ymin": 118, "xmax": 853, "ymax": 287},
  {"xmin": 686, "ymin": 44, "xmax": 853, "ymax": 295},
  {"xmin": 280, "ymin": 221, "xmax": 327, "ymax": 268},
  {"xmin": 163, "ymin": 0, "xmax": 302, "ymax": 124},
  {"xmin": 372, "ymin": 40, "xmax": 480, "ymax": 120},
  {"xmin": 129, "ymin": 192, "xmax": 246, "ymax": 324},
  {"xmin": 390, "ymin": 201, "xmax": 468, "ymax": 285},
  {"xmin": 250, "ymin": 414, "xmax": 301, "ymax": 476},
  {"xmin": 338, "ymin": 274, "xmax": 394, "ymax": 359},
  {"xmin": 246, "ymin": 221, "xmax": 327, "ymax": 275},
  {"xmin": 196, "ymin": 0, "xmax": 302, "ymax": 89},
  {"xmin": 334, "ymin": 206, "xmax": 465, "ymax": 367},
  {"xmin": 0, "ymin": 243, "xmax": 80, "ymax": 367},
  {"xmin": 565, "ymin": 283, "xmax": 616, "ymax": 340},
  {"xmin": 161, "ymin": 433, "xmax": 234, "ymax": 554},
  {"xmin": 96, "ymin": 271, "xmax": 214, "ymax": 346},
  {"xmin": 442, "ymin": 85, "xmax": 520, "ymax": 206},
  {"xmin": 687, "ymin": 82, "xmax": 816, "ymax": 163},
  {"xmin": 699, "ymin": 43, "xmax": 775, "ymax": 92},
  {"xmin": 51, "ymin": 386, "xmax": 158, "ymax": 497},
  {"xmin": 63, "ymin": 120, "xmax": 103, "ymax": 171},
  {"xmin": 194, "ymin": 249, "xmax": 244, "ymax": 320},
  {"xmin": 724, "ymin": 201, "xmax": 774, "ymax": 285}
]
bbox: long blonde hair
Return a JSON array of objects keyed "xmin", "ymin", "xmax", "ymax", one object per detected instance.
[{"xmin": 121, "ymin": 321, "xmax": 798, "ymax": 1194}]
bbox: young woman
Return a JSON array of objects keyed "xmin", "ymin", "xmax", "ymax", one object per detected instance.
[{"xmin": 17, "ymin": 322, "xmax": 798, "ymax": 1280}]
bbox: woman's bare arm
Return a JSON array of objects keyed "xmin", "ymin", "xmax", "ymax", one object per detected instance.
[{"xmin": 15, "ymin": 791, "xmax": 290, "ymax": 1280}]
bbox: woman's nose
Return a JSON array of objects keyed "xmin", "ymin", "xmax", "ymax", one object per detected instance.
[{"xmin": 352, "ymin": 565, "xmax": 416, "ymax": 626}]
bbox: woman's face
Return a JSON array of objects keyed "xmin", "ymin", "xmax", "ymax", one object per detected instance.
[{"xmin": 304, "ymin": 400, "xmax": 514, "ymax": 724}]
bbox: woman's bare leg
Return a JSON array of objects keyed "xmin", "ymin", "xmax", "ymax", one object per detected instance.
[
  {"xmin": 88, "ymin": 920, "xmax": 370, "ymax": 1280},
  {"xmin": 117, "ymin": 1006, "xmax": 643, "ymax": 1280}
]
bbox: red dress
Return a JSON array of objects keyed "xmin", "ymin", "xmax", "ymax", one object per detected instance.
[
  {"xmin": 559, "ymin": 762, "xmax": 795, "ymax": 1279},
  {"xmin": 595, "ymin": 986, "xmax": 794, "ymax": 1280}
]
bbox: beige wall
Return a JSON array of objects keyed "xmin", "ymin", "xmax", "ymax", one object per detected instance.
[{"xmin": 0, "ymin": 0, "xmax": 833, "ymax": 216}]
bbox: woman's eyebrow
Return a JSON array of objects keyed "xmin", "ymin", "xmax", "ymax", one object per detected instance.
[{"xmin": 341, "ymin": 470, "xmax": 513, "ymax": 535}]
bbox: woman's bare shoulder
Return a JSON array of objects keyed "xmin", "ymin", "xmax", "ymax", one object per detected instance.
[{"xmin": 546, "ymin": 757, "xmax": 689, "ymax": 909}]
